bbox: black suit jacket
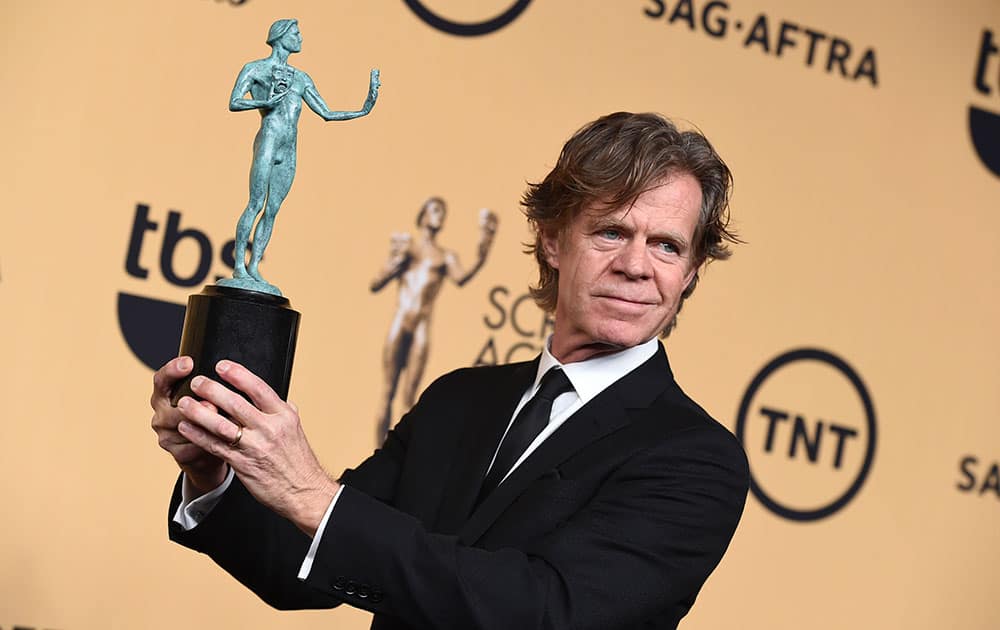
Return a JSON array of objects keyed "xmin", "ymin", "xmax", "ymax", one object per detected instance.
[{"xmin": 169, "ymin": 345, "xmax": 749, "ymax": 629}]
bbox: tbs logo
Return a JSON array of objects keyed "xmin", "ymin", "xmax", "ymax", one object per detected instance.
[
  {"xmin": 971, "ymin": 28, "xmax": 1000, "ymax": 178},
  {"xmin": 119, "ymin": 203, "xmax": 239, "ymax": 370}
]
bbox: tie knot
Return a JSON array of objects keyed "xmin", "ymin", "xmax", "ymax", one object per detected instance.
[{"xmin": 535, "ymin": 368, "xmax": 573, "ymax": 403}]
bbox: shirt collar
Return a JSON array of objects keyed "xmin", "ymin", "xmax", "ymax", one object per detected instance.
[{"xmin": 534, "ymin": 337, "xmax": 660, "ymax": 405}]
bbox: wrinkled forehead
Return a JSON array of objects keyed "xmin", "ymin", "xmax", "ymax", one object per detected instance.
[
  {"xmin": 576, "ymin": 173, "xmax": 703, "ymax": 231},
  {"xmin": 584, "ymin": 171, "xmax": 700, "ymax": 214}
]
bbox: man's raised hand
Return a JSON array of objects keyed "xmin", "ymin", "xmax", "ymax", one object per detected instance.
[
  {"xmin": 151, "ymin": 357, "xmax": 228, "ymax": 495},
  {"xmin": 173, "ymin": 360, "xmax": 338, "ymax": 536}
]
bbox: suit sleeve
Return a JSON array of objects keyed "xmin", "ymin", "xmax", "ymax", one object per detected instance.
[
  {"xmin": 165, "ymin": 372, "xmax": 427, "ymax": 610},
  {"xmin": 167, "ymin": 471, "xmax": 341, "ymax": 610},
  {"xmin": 301, "ymin": 421, "xmax": 749, "ymax": 629}
]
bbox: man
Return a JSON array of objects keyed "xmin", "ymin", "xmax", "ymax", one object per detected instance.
[
  {"xmin": 370, "ymin": 198, "xmax": 499, "ymax": 440},
  {"xmin": 221, "ymin": 18, "xmax": 380, "ymax": 292},
  {"xmin": 151, "ymin": 112, "xmax": 748, "ymax": 629}
]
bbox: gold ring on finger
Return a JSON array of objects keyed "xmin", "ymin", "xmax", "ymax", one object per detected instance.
[{"xmin": 229, "ymin": 425, "xmax": 244, "ymax": 447}]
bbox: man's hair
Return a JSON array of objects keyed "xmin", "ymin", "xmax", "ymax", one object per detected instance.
[
  {"xmin": 416, "ymin": 197, "xmax": 447, "ymax": 228},
  {"xmin": 266, "ymin": 19, "xmax": 298, "ymax": 45},
  {"xmin": 522, "ymin": 111, "xmax": 737, "ymax": 335}
]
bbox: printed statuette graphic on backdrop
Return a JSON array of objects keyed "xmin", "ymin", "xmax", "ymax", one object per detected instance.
[
  {"xmin": 371, "ymin": 199, "xmax": 498, "ymax": 441},
  {"xmin": 170, "ymin": 19, "xmax": 381, "ymax": 406},
  {"xmin": 219, "ymin": 17, "xmax": 381, "ymax": 296}
]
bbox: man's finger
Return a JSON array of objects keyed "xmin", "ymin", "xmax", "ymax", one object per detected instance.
[
  {"xmin": 157, "ymin": 430, "xmax": 192, "ymax": 448},
  {"xmin": 176, "ymin": 418, "xmax": 229, "ymax": 460},
  {"xmin": 198, "ymin": 399, "xmax": 219, "ymax": 414},
  {"xmin": 177, "ymin": 396, "xmax": 244, "ymax": 448},
  {"xmin": 187, "ymin": 375, "xmax": 261, "ymax": 428},
  {"xmin": 170, "ymin": 442, "xmax": 211, "ymax": 465},
  {"xmin": 214, "ymin": 360, "xmax": 285, "ymax": 414},
  {"xmin": 151, "ymin": 356, "xmax": 193, "ymax": 406}
]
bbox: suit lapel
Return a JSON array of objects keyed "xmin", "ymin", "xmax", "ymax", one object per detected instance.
[
  {"xmin": 458, "ymin": 345, "xmax": 674, "ymax": 545},
  {"xmin": 434, "ymin": 359, "xmax": 538, "ymax": 534}
]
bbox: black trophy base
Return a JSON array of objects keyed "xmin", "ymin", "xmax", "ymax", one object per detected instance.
[{"xmin": 171, "ymin": 285, "xmax": 300, "ymax": 407}]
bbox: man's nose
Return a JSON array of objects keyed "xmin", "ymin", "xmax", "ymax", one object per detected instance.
[{"xmin": 613, "ymin": 240, "xmax": 653, "ymax": 279}]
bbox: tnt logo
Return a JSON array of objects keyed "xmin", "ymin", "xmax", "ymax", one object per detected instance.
[
  {"xmin": 971, "ymin": 28, "xmax": 1000, "ymax": 178},
  {"xmin": 736, "ymin": 348, "xmax": 877, "ymax": 521},
  {"xmin": 118, "ymin": 203, "xmax": 238, "ymax": 370}
]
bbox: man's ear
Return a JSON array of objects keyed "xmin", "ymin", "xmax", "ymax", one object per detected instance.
[
  {"xmin": 683, "ymin": 260, "xmax": 701, "ymax": 291},
  {"xmin": 540, "ymin": 230, "xmax": 561, "ymax": 270}
]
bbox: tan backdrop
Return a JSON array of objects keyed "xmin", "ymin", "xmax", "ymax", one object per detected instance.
[{"xmin": 3, "ymin": 1, "xmax": 999, "ymax": 628}]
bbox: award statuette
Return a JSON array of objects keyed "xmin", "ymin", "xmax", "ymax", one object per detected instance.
[{"xmin": 171, "ymin": 18, "xmax": 381, "ymax": 405}]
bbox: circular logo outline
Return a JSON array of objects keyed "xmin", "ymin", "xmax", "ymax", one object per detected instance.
[
  {"xmin": 404, "ymin": 0, "xmax": 532, "ymax": 37},
  {"xmin": 735, "ymin": 348, "xmax": 877, "ymax": 521}
]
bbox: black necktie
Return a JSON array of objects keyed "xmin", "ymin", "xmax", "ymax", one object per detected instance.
[{"xmin": 478, "ymin": 368, "xmax": 574, "ymax": 502}]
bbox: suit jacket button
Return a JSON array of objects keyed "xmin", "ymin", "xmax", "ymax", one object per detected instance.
[
  {"xmin": 371, "ymin": 589, "xmax": 384, "ymax": 603},
  {"xmin": 333, "ymin": 576, "xmax": 346, "ymax": 591},
  {"xmin": 358, "ymin": 584, "xmax": 370, "ymax": 599},
  {"xmin": 345, "ymin": 581, "xmax": 357, "ymax": 595}
]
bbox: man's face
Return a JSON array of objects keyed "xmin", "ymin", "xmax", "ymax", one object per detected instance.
[
  {"xmin": 282, "ymin": 26, "xmax": 303, "ymax": 53},
  {"xmin": 542, "ymin": 173, "xmax": 702, "ymax": 363}
]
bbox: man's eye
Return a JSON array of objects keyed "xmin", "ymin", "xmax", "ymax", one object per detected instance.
[
  {"xmin": 600, "ymin": 229, "xmax": 622, "ymax": 240},
  {"xmin": 657, "ymin": 241, "xmax": 678, "ymax": 254}
]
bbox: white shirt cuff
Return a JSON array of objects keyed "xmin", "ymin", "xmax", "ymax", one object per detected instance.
[
  {"xmin": 171, "ymin": 467, "xmax": 235, "ymax": 531},
  {"xmin": 297, "ymin": 484, "xmax": 345, "ymax": 580}
]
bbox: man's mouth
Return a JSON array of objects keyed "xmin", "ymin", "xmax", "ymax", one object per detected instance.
[{"xmin": 595, "ymin": 294, "xmax": 657, "ymax": 307}]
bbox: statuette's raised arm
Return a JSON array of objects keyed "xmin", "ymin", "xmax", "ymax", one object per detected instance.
[
  {"xmin": 304, "ymin": 68, "xmax": 380, "ymax": 122},
  {"xmin": 447, "ymin": 209, "xmax": 498, "ymax": 287}
]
